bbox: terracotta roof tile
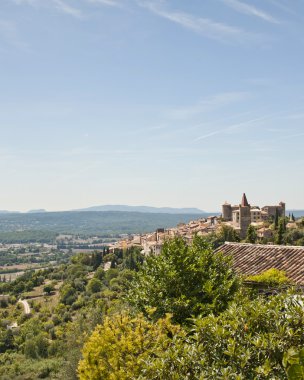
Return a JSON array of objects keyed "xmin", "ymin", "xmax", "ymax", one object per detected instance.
[{"xmin": 214, "ymin": 242, "xmax": 304, "ymax": 284}]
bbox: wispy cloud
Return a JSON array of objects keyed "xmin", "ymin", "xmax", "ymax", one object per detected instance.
[
  {"xmin": 10, "ymin": 0, "xmax": 84, "ymax": 18},
  {"xmin": 221, "ymin": 0, "xmax": 279, "ymax": 24},
  {"xmin": 193, "ymin": 114, "xmax": 276, "ymax": 142},
  {"xmin": 52, "ymin": 0, "xmax": 84, "ymax": 18},
  {"xmin": 137, "ymin": 1, "xmax": 256, "ymax": 43},
  {"xmin": 10, "ymin": 0, "xmax": 37, "ymax": 5},
  {"xmin": 277, "ymin": 132, "xmax": 304, "ymax": 140},
  {"xmin": 168, "ymin": 92, "xmax": 249, "ymax": 120},
  {"xmin": 86, "ymin": 0, "xmax": 122, "ymax": 7},
  {"xmin": 267, "ymin": 0, "xmax": 298, "ymax": 18}
]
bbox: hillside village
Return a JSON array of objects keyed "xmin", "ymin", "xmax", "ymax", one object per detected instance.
[
  {"xmin": 113, "ymin": 194, "xmax": 302, "ymax": 254},
  {"xmin": 1, "ymin": 194, "xmax": 304, "ymax": 379}
]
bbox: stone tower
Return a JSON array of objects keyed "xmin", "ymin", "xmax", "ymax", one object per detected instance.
[
  {"xmin": 239, "ymin": 193, "xmax": 251, "ymax": 238},
  {"xmin": 279, "ymin": 201, "xmax": 286, "ymax": 218},
  {"xmin": 222, "ymin": 202, "xmax": 232, "ymax": 221}
]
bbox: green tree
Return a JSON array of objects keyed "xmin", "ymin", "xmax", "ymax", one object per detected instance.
[
  {"xmin": 219, "ymin": 225, "xmax": 240, "ymax": 243},
  {"xmin": 246, "ymin": 225, "xmax": 257, "ymax": 244},
  {"xmin": 275, "ymin": 218, "xmax": 285, "ymax": 245},
  {"xmin": 43, "ymin": 284, "xmax": 55, "ymax": 295},
  {"xmin": 283, "ymin": 348, "xmax": 304, "ymax": 380},
  {"xmin": 94, "ymin": 267, "xmax": 105, "ymax": 281},
  {"xmin": 24, "ymin": 333, "xmax": 49, "ymax": 359},
  {"xmin": 127, "ymin": 235, "xmax": 240, "ymax": 324},
  {"xmin": 142, "ymin": 293, "xmax": 304, "ymax": 379},
  {"xmin": 60, "ymin": 284, "xmax": 77, "ymax": 305},
  {"xmin": 0, "ymin": 330, "xmax": 14, "ymax": 353},
  {"xmin": 274, "ymin": 208, "xmax": 279, "ymax": 229},
  {"xmin": 86, "ymin": 278, "xmax": 103, "ymax": 294}
]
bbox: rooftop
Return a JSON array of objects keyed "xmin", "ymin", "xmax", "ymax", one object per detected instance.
[
  {"xmin": 214, "ymin": 242, "xmax": 304, "ymax": 284},
  {"xmin": 241, "ymin": 193, "xmax": 250, "ymax": 207}
]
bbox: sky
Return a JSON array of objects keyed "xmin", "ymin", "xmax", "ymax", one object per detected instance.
[{"xmin": 0, "ymin": 0, "xmax": 304, "ymax": 212}]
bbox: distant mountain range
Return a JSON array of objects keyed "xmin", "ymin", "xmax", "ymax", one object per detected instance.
[
  {"xmin": 27, "ymin": 209, "xmax": 47, "ymax": 214},
  {"xmin": 0, "ymin": 205, "xmax": 303, "ymax": 217},
  {"xmin": 0, "ymin": 210, "xmax": 20, "ymax": 214},
  {"xmin": 0, "ymin": 205, "xmax": 208, "ymax": 215},
  {"xmin": 74, "ymin": 205, "xmax": 207, "ymax": 214}
]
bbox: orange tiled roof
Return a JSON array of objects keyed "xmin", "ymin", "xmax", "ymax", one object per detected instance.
[{"xmin": 214, "ymin": 242, "xmax": 304, "ymax": 284}]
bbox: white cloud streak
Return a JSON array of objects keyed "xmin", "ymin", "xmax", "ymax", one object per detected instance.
[
  {"xmin": 168, "ymin": 92, "xmax": 249, "ymax": 120},
  {"xmin": 9, "ymin": 0, "xmax": 84, "ymax": 18},
  {"xmin": 10, "ymin": 0, "xmax": 37, "ymax": 4},
  {"xmin": 86, "ymin": 0, "xmax": 121, "ymax": 7},
  {"xmin": 52, "ymin": 0, "xmax": 84, "ymax": 18},
  {"xmin": 193, "ymin": 114, "xmax": 277, "ymax": 142},
  {"xmin": 222, "ymin": 0, "xmax": 279, "ymax": 23},
  {"xmin": 267, "ymin": 0, "xmax": 298, "ymax": 18},
  {"xmin": 137, "ymin": 0, "xmax": 256, "ymax": 42}
]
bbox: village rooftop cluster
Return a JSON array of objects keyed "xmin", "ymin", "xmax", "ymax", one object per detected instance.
[{"xmin": 112, "ymin": 194, "xmax": 298, "ymax": 254}]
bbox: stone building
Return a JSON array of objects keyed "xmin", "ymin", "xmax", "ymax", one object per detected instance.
[{"xmin": 222, "ymin": 194, "xmax": 286, "ymax": 238}]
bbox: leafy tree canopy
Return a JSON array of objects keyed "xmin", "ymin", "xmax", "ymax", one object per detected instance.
[{"xmin": 127, "ymin": 235, "xmax": 240, "ymax": 324}]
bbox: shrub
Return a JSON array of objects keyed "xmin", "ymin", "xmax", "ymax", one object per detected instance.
[
  {"xmin": 247, "ymin": 268, "xmax": 290, "ymax": 286},
  {"xmin": 78, "ymin": 313, "xmax": 181, "ymax": 380}
]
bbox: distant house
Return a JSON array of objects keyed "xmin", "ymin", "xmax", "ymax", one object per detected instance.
[
  {"xmin": 256, "ymin": 227, "xmax": 273, "ymax": 239},
  {"xmin": 214, "ymin": 242, "xmax": 304, "ymax": 284}
]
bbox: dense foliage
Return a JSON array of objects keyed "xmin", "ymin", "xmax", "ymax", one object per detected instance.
[
  {"xmin": 80, "ymin": 237, "xmax": 304, "ymax": 380},
  {"xmin": 127, "ymin": 235, "xmax": 240, "ymax": 323},
  {"xmin": 1, "ymin": 234, "xmax": 304, "ymax": 379},
  {"xmin": 78, "ymin": 313, "xmax": 182, "ymax": 380},
  {"xmin": 138, "ymin": 293, "xmax": 304, "ymax": 379},
  {"xmin": 0, "ymin": 247, "xmax": 144, "ymax": 379}
]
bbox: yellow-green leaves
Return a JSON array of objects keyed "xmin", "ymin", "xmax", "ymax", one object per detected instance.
[{"xmin": 78, "ymin": 313, "xmax": 181, "ymax": 380}]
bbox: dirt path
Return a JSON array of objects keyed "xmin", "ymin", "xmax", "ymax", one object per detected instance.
[{"xmin": 18, "ymin": 299, "xmax": 31, "ymax": 314}]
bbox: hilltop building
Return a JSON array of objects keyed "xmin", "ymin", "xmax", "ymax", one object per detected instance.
[{"xmin": 222, "ymin": 193, "xmax": 285, "ymax": 238}]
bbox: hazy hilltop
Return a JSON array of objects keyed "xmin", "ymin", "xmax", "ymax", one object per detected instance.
[
  {"xmin": 0, "ymin": 210, "xmax": 20, "ymax": 214},
  {"xmin": 75, "ymin": 205, "xmax": 206, "ymax": 214},
  {"xmin": 27, "ymin": 209, "xmax": 47, "ymax": 213}
]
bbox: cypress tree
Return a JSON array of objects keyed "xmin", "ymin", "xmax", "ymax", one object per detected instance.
[
  {"xmin": 275, "ymin": 219, "xmax": 285, "ymax": 245},
  {"xmin": 274, "ymin": 208, "xmax": 279, "ymax": 230},
  {"xmin": 245, "ymin": 225, "xmax": 257, "ymax": 244}
]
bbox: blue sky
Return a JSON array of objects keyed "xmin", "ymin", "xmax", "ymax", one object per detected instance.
[{"xmin": 0, "ymin": 0, "xmax": 303, "ymax": 212}]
